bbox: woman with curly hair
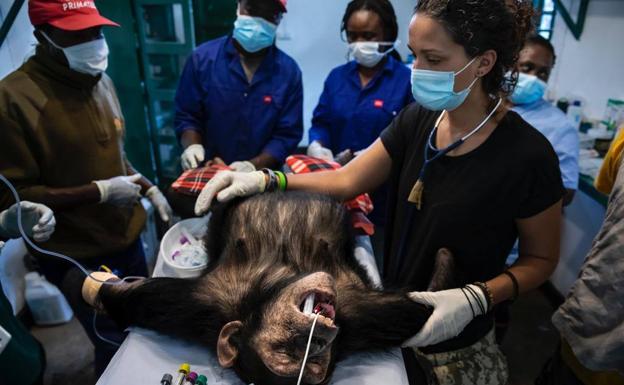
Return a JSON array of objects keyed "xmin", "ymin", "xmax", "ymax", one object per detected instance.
[{"xmin": 195, "ymin": 1, "xmax": 563, "ymax": 383}]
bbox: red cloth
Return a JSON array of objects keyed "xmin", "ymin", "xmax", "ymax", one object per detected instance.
[
  {"xmin": 171, "ymin": 164, "xmax": 232, "ymax": 196},
  {"xmin": 171, "ymin": 156, "xmax": 375, "ymax": 235},
  {"xmin": 29, "ymin": 0, "xmax": 119, "ymax": 30},
  {"xmin": 286, "ymin": 155, "xmax": 375, "ymax": 235}
]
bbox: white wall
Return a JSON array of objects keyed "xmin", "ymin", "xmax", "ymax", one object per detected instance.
[
  {"xmin": 0, "ymin": 0, "xmax": 36, "ymax": 80},
  {"xmin": 276, "ymin": 0, "xmax": 416, "ymax": 145},
  {"xmin": 548, "ymin": 0, "xmax": 624, "ymax": 120}
]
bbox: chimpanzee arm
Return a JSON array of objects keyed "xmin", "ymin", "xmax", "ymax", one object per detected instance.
[
  {"xmin": 97, "ymin": 277, "xmax": 223, "ymax": 346},
  {"xmin": 335, "ymin": 286, "xmax": 432, "ymax": 356}
]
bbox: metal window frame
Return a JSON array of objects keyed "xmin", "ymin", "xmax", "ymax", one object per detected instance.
[
  {"xmin": 553, "ymin": 0, "xmax": 589, "ymax": 40},
  {"xmin": 534, "ymin": 0, "xmax": 558, "ymax": 40}
]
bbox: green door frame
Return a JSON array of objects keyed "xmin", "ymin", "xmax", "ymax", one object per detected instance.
[
  {"xmin": 553, "ymin": 0, "xmax": 589, "ymax": 40},
  {"xmin": 134, "ymin": 0, "xmax": 196, "ymax": 186}
]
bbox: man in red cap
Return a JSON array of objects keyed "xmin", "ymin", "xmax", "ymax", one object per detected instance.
[
  {"xmin": 174, "ymin": 0, "xmax": 302, "ymax": 179},
  {"xmin": 0, "ymin": 0, "xmax": 172, "ymax": 376}
]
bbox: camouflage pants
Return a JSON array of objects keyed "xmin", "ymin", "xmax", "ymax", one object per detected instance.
[{"xmin": 413, "ymin": 329, "xmax": 509, "ymax": 385}]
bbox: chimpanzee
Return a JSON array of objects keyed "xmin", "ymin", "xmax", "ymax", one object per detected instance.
[{"xmin": 81, "ymin": 192, "xmax": 455, "ymax": 384}]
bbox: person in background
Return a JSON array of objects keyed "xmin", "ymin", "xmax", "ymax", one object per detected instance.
[
  {"xmin": 307, "ymin": 0, "xmax": 413, "ymax": 262},
  {"xmin": 0, "ymin": 0, "xmax": 172, "ymax": 374},
  {"xmin": 496, "ymin": 35, "xmax": 581, "ymax": 342},
  {"xmin": 0, "ymin": 201, "xmax": 55, "ymax": 385},
  {"xmin": 194, "ymin": 1, "xmax": 564, "ymax": 383},
  {"xmin": 537, "ymin": 127, "xmax": 624, "ymax": 385},
  {"xmin": 511, "ymin": 34, "xmax": 579, "ymax": 206},
  {"xmin": 175, "ymin": 0, "xmax": 303, "ymax": 173}
]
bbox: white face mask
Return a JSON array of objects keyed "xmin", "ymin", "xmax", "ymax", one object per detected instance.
[
  {"xmin": 349, "ymin": 41, "xmax": 395, "ymax": 68},
  {"xmin": 41, "ymin": 31, "xmax": 109, "ymax": 76}
]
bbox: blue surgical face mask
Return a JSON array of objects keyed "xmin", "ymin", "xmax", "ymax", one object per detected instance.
[
  {"xmin": 233, "ymin": 12, "xmax": 277, "ymax": 53},
  {"xmin": 510, "ymin": 72, "xmax": 547, "ymax": 105},
  {"xmin": 410, "ymin": 57, "xmax": 479, "ymax": 111}
]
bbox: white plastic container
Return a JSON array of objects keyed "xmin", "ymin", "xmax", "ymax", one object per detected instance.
[
  {"xmin": 567, "ymin": 100, "xmax": 583, "ymax": 130},
  {"xmin": 159, "ymin": 216, "xmax": 210, "ymax": 279},
  {"xmin": 24, "ymin": 272, "xmax": 73, "ymax": 326}
]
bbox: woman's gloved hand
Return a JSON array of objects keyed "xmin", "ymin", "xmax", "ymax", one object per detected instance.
[
  {"xmin": 0, "ymin": 201, "xmax": 56, "ymax": 242},
  {"xmin": 181, "ymin": 144, "xmax": 206, "ymax": 170},
  {"xmin": 195, "ymin": 171, "xmax": 266, "ymax": 216},
  {"xmin": 402, "ymin": 285, "xmax": 488, "ymax": 348},
  {"xmin": 94, "ymin": 174, "xmax": 142, "ymax": 207},
  {"xmin": 307, "ymin": 141, "xmax": 334, "ymax": 161},
  {"xmin": 145, "ymin": 186, "xmax": 173, "ymax": 224}
]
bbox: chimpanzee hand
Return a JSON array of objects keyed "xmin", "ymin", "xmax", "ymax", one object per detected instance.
[
  {"xmin": 195, "ymin": 171, "xmax": 266, "ymax": 215},
  {"xmin": 401, "ymin": 285, "xmax": 488, "ymax": 347}
]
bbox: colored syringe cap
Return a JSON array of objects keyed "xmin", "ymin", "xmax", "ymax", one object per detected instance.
[
  {"xmin": 161, "ymin": 373, "xmax": 173, "ymax": 385},
  {"xmin": 179, "ymin": 363, "xmax": 190, "ymax": 374},
  {"xmin": 196, "ymin": 374, "xmax": 208, "ymax": 385},
  {"xmin": 187, "ymin": 372, "xmax": 198, "ymax": 383}
]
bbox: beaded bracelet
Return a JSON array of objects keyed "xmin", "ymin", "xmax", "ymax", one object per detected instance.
[
  {"xmin": 261, "ymin": 169, "xmax": 278, "ymax": 192},
  {"xmin": 473, "ymin": 281, "xmax": 494, "ymax": 313}
]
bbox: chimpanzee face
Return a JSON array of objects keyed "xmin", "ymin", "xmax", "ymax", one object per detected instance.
[{"xmin": 253, "ymin": 271, "xmax": 338, "ymax": 384}]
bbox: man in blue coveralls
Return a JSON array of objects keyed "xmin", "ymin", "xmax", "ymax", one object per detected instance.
[{"xmin": 175, "ymin": 0, "xmax": 303, "ymax": 173}]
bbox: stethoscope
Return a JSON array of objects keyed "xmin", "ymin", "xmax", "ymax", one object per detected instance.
[{"xmin": 393, "ymin": 97, "xmax": 504, "ymax": 273}]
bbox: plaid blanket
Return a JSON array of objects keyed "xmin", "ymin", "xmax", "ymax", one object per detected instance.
[
  {"xmin": 286, "ymin": 155, "xmax": 375, "ymax": 235},
  {"xmin": 170, "ymin": 156, "xmax": 375, "ymax": 235},
  {"xmin": 171, "ymin": 164, "xmax": 232, "ymax": 196},
  {"xmin": 286, "ymin": 155, "xmax": 374, "ymax": 214}
]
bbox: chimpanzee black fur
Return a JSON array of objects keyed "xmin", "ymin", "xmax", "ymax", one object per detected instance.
[{"xmin": 96, "ymin": 192, "xmax": 455, "ymax": 385}]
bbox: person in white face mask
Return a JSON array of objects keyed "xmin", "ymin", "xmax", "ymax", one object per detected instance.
[
  {"xmin": 0, "ymin": 0, "xmax": 172, "ymax": 376},
  {"xmin": 307, "ymin": 0, "xmax": 413, "ymax": 262},
  {"xmin": 510, "ymin": 35, "xmax": 579, "ymax": 206}
]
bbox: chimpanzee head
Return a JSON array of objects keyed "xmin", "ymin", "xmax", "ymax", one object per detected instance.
[
  {"xmin": 205, "ymin": 192, "xmax": 359, "ymax": 384},
  {"xmin": 216, "ymin": 271, "xmax": 340, "ymax": 385}
]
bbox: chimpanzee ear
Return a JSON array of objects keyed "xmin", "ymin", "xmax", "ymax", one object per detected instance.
[{"xmin": 217, "ymin": 320, "xmax": 243, "ymax": 368}]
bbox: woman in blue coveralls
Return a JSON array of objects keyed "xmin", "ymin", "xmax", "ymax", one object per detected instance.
[{"xmin": 307, "ymin": 0, "xmax": 413, "ymax": 262}]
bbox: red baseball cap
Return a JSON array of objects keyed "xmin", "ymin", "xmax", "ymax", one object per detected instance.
[
  {"xmin": 29, "ymin": 0, "xmax": 119, "ymax": 31},
  {"xmin": 276, "ymin": 0, "xmax": 287, "ymax": 12}
]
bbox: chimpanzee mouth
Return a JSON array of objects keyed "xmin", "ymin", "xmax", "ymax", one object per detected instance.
[{"xmin": 298, "ymin": 291, "xmax": 337, "ymax": 326}]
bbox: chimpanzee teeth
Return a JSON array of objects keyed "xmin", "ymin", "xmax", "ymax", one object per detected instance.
[{"xmin": 303, "ymin": 293, "xmax": 315, "ymax": 315}]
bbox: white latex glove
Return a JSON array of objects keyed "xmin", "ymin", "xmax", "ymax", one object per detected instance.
[
  {"xmin": 0, "ymin": 201, "xmax": 56, "ymax": 242},
  {"xmin": 145, "ymin": 186, "xmax": 173, "ymax": 223},
  {"xmin": 229, "ymin": 161, "xmax": 256, "ymax": 173},
  {"xmin": 94, "ymin": 174, "xmax": 142, "ymax": 207},
  {"xmin": 307, "ymin": 141, "xmax": 334, "ymax": 161},
  {"xmin": 195, "ymin": 171, "xmax": 266, "ymax": 216},
  {"xmin": 402, "ymin": 285, "xmax": 488, "ymax": 348},
  {"xmin": 181, "ymin": 144, "xmax": 205, "ymax": 170}
]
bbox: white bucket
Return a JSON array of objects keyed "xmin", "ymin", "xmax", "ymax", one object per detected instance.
[
  {"xmin": 159, "ymin": 216, "xmax": 210, "ymax": 279},
  {"xmin": 24, "ymin": 272, "xmax": 73, "ymax": 326}
]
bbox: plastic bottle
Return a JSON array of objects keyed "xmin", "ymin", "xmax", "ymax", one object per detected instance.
[
  {"xmin": 567, "ymin": 100, "xmax": 583, "ymax": 130},
  {"xmin": 24, "ymin": 272, "xmax": 73, "ymax": 325}
]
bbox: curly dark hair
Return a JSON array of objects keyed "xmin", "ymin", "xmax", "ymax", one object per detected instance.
[
  {"xmin": 415, "ymin": 0, "xmax": 535, "ymax": 98},
  {"xmin": 341, "ymin": 0, "xmax": 402, "ymax": 62}
]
